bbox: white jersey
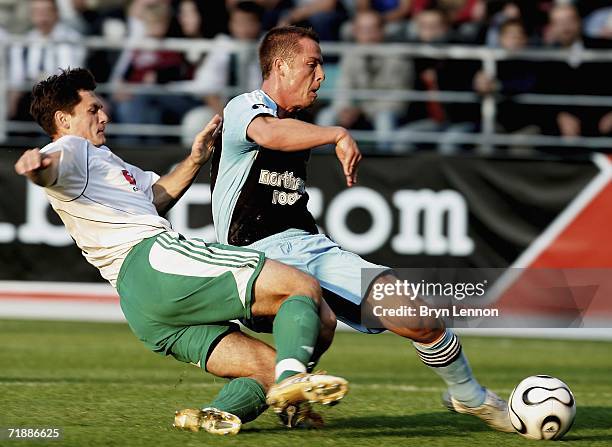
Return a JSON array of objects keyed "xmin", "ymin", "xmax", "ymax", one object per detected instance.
[{"xmin": 41, "ymin": 135, "xmax": 172, "ymax": 287}]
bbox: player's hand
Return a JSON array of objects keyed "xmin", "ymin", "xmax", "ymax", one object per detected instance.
[
  {"xmin": 335, "ymin": 129, "xmax": 361, "ymax": 187},
  {"xmin": 190, "ymin": 114, "xmax": 222, "ymax": 166},
  {"xmin": 14, "ymin": 148, "xmax": 59, "ymax": 187},
  {"xmin": 14, "ymin": 148, "xmax": 50, "ymax": 176}
]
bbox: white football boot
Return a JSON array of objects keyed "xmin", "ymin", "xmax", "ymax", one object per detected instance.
[{"xmin": 443, "ymin": 388, "xmax": 515, "ymax": 433}]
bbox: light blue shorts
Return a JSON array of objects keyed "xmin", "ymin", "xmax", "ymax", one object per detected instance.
[{"xmin": 248, "ymin": 229, "xmax": 389, "ymax": 333}]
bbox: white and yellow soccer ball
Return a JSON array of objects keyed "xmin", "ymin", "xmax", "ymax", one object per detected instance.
[{"xmin": 508, "ymin": 375, "xmax": 576, "ymax": 440}]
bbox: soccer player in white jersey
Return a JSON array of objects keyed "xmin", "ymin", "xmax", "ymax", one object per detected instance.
[
  {"xmin": 14, "ymin": 68, "xmax": 348, "ymax": 435},
  {"xmin": 212, "ymin": 26, "xmax": 514, "ymax": 433}
]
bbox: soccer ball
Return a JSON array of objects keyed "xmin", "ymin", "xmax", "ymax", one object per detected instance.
[{"xmin": 508, "ymin": 375, "xmax": 576, "ymax": 440}]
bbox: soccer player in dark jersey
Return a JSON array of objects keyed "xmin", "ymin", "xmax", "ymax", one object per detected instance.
[{"xmin": 212, "ymin": 26, "xmax": 513, "ymax": 433}]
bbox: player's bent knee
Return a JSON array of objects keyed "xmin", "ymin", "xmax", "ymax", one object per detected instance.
[
  {"xmin": 287, "ymin": 273, "xmax": 322, "ymax": 307},
  {"xmin": 304, "ymin": 277, "xmax": 322, "ymax": 306}
]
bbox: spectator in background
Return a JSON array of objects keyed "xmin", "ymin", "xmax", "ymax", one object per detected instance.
[
  {"xmin": 66, "ymin": 0, "xmax": 131, "ymax": 83},
  {"xmin": 356, "ymin": 0, "xmax": 410, "ymax": 23},
  {"xmin": 485, "ymin": 1, "xmax": 522, "ymax": 47},
  {"xmin": 317, "ymin": 10, "xmax": 413, "ymax": 150},
  {"xmin": 355, "ymin": 0, "xmax": 411, "ymax": 38},
  {"xmin": 405, "ymin": 6, "xmax": 452, "ymax": 42},
  {"xmin": 539, "ymin": 3, "xmax": 612, "ymax": 138},
  {"xmin": 124, "ymin": 0, "xmax": 179, "ymax": 39},
  {"xmin": 108, "ymin": 0, "xmax": 180, "ymax": 85},
  {"xmin": 111, "ymin": 2, "xmax": 196, "ymax": 139},
  {"xmin": 53, "ymin": 0, "xmax": 102, "ymax": 34},
  {"xmin": 277, "ymin": 0, "xmax": 347, "ymax": 41},
  {"xmin": 405, "ymin": 0, "xmax": 486, "ymax": 43},
  {"xmin": 177, "ymin": 1, "xmax": 264, "ymax": 116},
  {"xmin": 408, "ymin": 0, "xmax": 485, "ymax": 26},
  {"xmin": 398, "ymin": 7, "xmax": 481, "ymax": 153},
  {"xmin": 8, "ymin": 0, "xmax": 85, "ymax": 121},
  {"xmin": 484, "ymin": 0, "xmax": 545, "ymax": 47},
  {"xmin": 435, "ymin": 0, "xmax": 483, "ymax": 25},
  {"xmin": 221, "ymin": 1, "xmax": 264, "ymax": 90},
  {"xmin": 226, "ymin": 0, "xmax": 292, "ymax": 31},
  {"xmin": 543, "ymin": 2, "xmax": 583, "ymax": 50},
  {"xmin": 473, "ymin": 19, "xmax": 540, "ymax": 145},
  {"xmin": 177, "ymin": 0, "xmax": 206, "ymax": 39}
]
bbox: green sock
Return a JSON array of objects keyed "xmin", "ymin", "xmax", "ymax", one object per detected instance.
[
  {"xmin": 273, "ymin": 295, "xmax": 320, "ymax": 382},
  {"xmin": 207, "ymin": 377, "xmax": 267, "ymax": 423}
]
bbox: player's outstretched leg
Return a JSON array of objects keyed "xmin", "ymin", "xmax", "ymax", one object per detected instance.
[
  {"xmin": 251, "ymin": 259, "xmax": 349, "ymax": 413},
  {"xmin": 413, "ymin": 330, "xmax": 514, "ymax": 433},
  {"xmin": 369, "ymin": 274, "xmax": 513, "ymax": 433}
]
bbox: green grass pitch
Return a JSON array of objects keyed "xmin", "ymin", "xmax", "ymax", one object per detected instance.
[{"xmin": 1, "ymin": 320, "xmax": 611, "ymax": 446}]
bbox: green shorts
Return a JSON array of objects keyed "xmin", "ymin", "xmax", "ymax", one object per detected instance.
[{"xmin": 117, "ymin": 232, "xmax": 265, "ymax": 370}]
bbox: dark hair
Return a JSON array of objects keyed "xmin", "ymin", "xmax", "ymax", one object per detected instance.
[
  {"xmin": 259, "ymin": 26, "xmax": 319, "ymax": 79},
  {"xmin": 234, "ymin": 1, "xmax": 265, "ymax": 20},
  {"xmin": 30, "ymin": 68, "xmax": 97, "ymax": 137}
]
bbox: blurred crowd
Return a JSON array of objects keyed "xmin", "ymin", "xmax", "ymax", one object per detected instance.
[{"xmin": 2, "ymin": 0, "xmax": 611, "ymax": 151}]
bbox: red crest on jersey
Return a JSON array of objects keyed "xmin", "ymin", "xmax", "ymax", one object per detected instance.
[{"xmin": 122, "ymin": 170, "xmax": 136, "ymax": 186}]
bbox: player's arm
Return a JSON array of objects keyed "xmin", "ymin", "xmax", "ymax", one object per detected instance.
[
  {"xmin": 247, "ymin": 115, "xmax": 361, "ymax": 187},
  {"xmin": 152, "ymin": 114, "xmax": 222, "ymax": 215},
  {"xmin": 14, "ymin": 148, "xmax": 60, "ymax": 187}
]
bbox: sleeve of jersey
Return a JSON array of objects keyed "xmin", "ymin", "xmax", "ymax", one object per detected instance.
[
  {"xmin": 124, "ymin": 161, "xmax": 160, "ymax": 203},
  {"xmin": 44, "ymin": 137, "xmax": 89, "ymax": 201},
  {"xmin": 224, "ymin": 94, "xmax": 276, "ymax": 151}
]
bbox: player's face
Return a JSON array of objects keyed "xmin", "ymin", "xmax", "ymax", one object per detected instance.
[
  {"xmin": 67, "ymin": 91, "xmax": 109, "ymax": 147},
  {"xmin": 285, "ymin": 38, "xmax": 325, "ymax": 110}
]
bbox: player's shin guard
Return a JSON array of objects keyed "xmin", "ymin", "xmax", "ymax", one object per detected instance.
[
  {"xmin": 413, "ymin": 329, "xmax": 486, "ymax": 408},
  {"xmin": 208, "ymin": 377, "xmax": 268, "ymax": 423},
  {"xmin": 273, "ymin": 295, "xmax": 320, "ymax": 382}
]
